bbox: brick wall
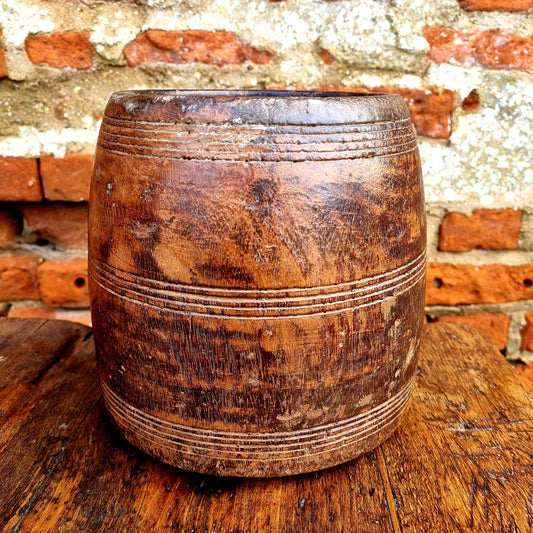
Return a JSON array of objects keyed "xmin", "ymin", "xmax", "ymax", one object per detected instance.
[{"xmin": 0, "ymin": 1, "xmax": 532, "ymax": 367}]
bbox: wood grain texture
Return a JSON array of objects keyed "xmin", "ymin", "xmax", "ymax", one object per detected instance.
[
  {"xmin": 0, "ymin": 319, "xmax": 532, "ymax": 532},
  {"xmin": 89, "ymin": 90, "xmax": 426, "ymax": 476},
  {"xmin": 382, "ymin": 324, "xmax": 533, "ymax": 532},
  {"xmin": 0, "ymin": 319, "xmax": 97, "ymax": 532}
]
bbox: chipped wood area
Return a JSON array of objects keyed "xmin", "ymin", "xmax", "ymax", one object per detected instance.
[{"xmin": 0, "ymin": 318, "xmax": 532, "ymax": 532}]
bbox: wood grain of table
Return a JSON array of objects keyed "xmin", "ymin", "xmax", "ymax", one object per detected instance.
[{"xmin": 0, "ymin": 318, "xmax": 532, "ymax": 532}]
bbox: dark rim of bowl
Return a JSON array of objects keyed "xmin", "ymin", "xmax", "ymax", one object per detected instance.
[{"xmin": 111, "ymin": 89, "xmax": 393, "ymax": 98}]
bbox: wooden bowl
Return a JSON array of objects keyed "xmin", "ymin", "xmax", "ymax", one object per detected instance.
[{"xmin": 89, "ymin": 90, "xmax": 426, "ymax": 477}]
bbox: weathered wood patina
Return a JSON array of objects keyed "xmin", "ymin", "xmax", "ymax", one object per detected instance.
[{"xmin": 88, "ymin": 91, "xmax": 426, "ymax": 476}]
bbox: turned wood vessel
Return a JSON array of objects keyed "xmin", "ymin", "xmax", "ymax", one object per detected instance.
[{"xmin": 89, "ymin": 90, "xmax": 426, "ymax": 477}]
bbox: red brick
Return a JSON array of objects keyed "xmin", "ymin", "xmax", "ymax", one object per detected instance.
[
  {"xmin": 439, "ymin": 209, "xmax": 522, "ymax": 252},
  {"xmin": 123, "ymin": 30, "xmax": 273, "ymax": 67},
  {"xmin": 521, "ymin": 313, "xmax": 533, "ymax": 351},
  {"xmin": 423, "ymin": 27, "xmax": 533, "ymax": 72},
  {"xmin": 40, "ymin": 154, "xmax": 93, "ymax": 202},
  {"xmin": 391, "ymin": 87, "xmax": 454, "ymax": 139},
  {"xmin": 461, "ymin": 89, "xmax": 480, "ymax": 112},
  {"xmin": 0, "ymin": 157, "xmax": 42, "ymax": 202},
  {"xmin": 0, "ymin": 27, "xmax": 7, "ymax": 79},
  {"xmin": 37, "ymin": 257, "xmax": 89, "ymax": 308},
  {"xmin": 0, "ymin": 207, "xmax": 20, "ymax": 247},
  {"xmin": 426, "ymin": 263, "xmax": 533, "ymax": 305},
  {"xmin": 458, "ymin": 0, "xmax": 533, "ymax": 11},
  {"xmin": 312, "ymin": 86, "xmax": 454, "ymax": 138},
  {"xmin": 25, "ymin": 32, "xmax": 94, "ymax": 70},
  {"xmin": 320, "ymin": 49, "xmax": 336, "ymax": 65},
  {"xmin": 515, "ymin": 363, "xmax": 533, "ymax": 391},
  {"xmin": 19, "ymin": 203, "xmax": 88, "ymax": 249},
  {"xmin": 435, "ymin": 313, "xmax": 510, "ymax": 350},
  {"xmin": 0, "ymin": 254, "xmax": 42, "ymax": 301}
]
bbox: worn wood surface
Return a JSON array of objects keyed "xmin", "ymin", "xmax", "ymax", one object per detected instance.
[
  {"xmin": 89, "ymin": 91, "xmax": 426, "ymax": 476},
  {"xmin": 1, "ymin": 318, "xmax": 532, "ymax": 532}
]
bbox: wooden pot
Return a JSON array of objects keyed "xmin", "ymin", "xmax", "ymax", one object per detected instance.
[{"xmin": 89, "ymin": 90, "xmax": 426, "ymax": 477}]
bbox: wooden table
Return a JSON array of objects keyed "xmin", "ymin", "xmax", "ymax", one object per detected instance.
[{"xmin": 1, "ymin": 318, "xmax": 532, "ymax": 532}]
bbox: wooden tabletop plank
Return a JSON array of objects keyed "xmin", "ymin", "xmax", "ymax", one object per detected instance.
[
  {"xmin": 0, "ymin": 319, "xmax": 92, "ymax": 436},
  {"xmin": 133, "ymin": 448, "xmax": 392, "ymax": 532},
  {"xmin": 0, "ymin": 320, "xmax": 98, "ymax": 532},
  {"xmin": 381, "ymin": 324, "xmax": 533, "ymax": 533},
  {"xmin": 0, "ymin": 319, "xmax": 43, "ymax": 356},
  {"xmin": 0, "ymin": 318, "xmax": 532, "ymax": 532},
  {"xmin": 17, "ymin": 403, "xmax": 155, "ymax": 532}
]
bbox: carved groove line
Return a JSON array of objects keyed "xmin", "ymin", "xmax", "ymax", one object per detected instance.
[
  {"xmin": 103, "ymin": 114, "xmax": 414, "ymax": 131},
  {"xmin": 97, "ymin": 137, "xmax": 417, "ymax": 154},
  {"xmin": 91, "ymin": 251, "xmax": 425, "ymax": 297},
  {"xmin": 96, "ymin": 141, "xmax": 417, "ymax": 162},
  {"xmin": 120, "ymin": 412, "xmax": 401, "ymax": 463},
  {"xmin": 101, "ymin": 377, "xmax": 413, "ymax": 460},
  {"xmin": 98, "ymin": 122, "xmax": 415, "ymax": 144},
  {"xmin": 89, "ymin": 271, "xmax": 424, "ymax": 319},
  {"xmin": 97, "ymin": 133, "xmax": 415, "ymax": 154},
  {"xmin": 88, "ymin": 254, "xmax": 426, "ymax": 318},
  {"xmin": 98, "ymin": 115, "xmax": 417, "ymax": 161},
  {"xmin": 90, "ymin": 258, "xmax": 424, "ymax": 312},
  {"xmin": 103, "ymin": 378, "xmax": 412, "ymax": 442}
]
